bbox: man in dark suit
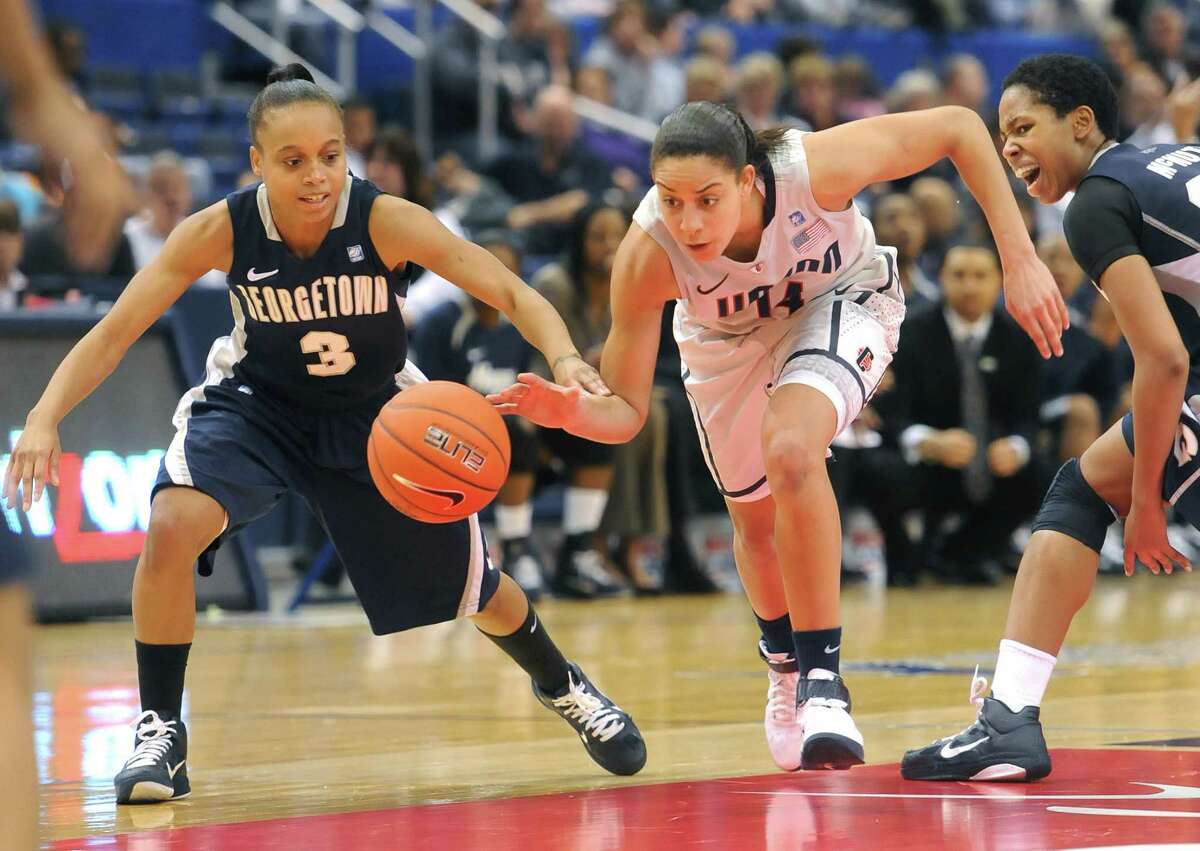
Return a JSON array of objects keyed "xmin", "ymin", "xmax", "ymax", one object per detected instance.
[{"xmin": 878, "ymin": 243, "xmax": 1046, "ymax": 584}]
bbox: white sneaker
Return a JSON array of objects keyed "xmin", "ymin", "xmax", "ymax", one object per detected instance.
[
  {"xmin": 759, "ymin": 641, "xmax": 804, "ymax": 771},
  {"xmin": 796, "ymin": 669, "xmax": 865, "ymax": 770}
]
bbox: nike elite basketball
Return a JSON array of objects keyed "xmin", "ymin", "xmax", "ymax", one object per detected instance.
[{"xmin": 368, "ymin": 381, "xmax": 511, "ymax": 523}]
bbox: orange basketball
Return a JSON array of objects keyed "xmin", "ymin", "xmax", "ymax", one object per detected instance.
[{"xmin": 368, "ymin": 381, "xmax": 511, "ymax": 523}]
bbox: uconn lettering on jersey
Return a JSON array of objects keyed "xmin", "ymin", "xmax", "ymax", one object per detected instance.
[
  {"xmin": 233, "ymin": 275, "xmax": 390, "ymax": 324},
  {"xmin": 1146, "ymin": 145, "xmax": 1200, "ymax": 179},
  {"xmin": 714, "ymin": 239, "xmax": 843, "ymax": 319}
]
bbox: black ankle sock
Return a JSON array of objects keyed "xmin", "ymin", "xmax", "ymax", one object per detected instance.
[
  {"xmin": 792, "ymin": 627, "xmax": 842, "ymax": 676},
  {"xmin": 135, "ymin": 641, "xmax": 191, "ymax": 717},
  {"xmin": 479, "ymin": 606, "xmax": 571, "ymax": 694},
  {"xmin": 754, "ymin": 611, "xmax": 793, "ymax": 656}
]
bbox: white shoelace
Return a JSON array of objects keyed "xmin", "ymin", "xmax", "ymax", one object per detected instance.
[
  {"xmin": 123, "ymin": 710, "xmax": 178, "ymax": 769},
  {"xmin": 552, "ymin": 672, "xmax": 626, "ymax": 742},
  {"xmin": 926, "ymin": 667, "xmax": 991, "ymax": 747},
  {"xmin": 766, "ymin": 670, "xmax": 797, "ymax": 723},
  {"xmin": 969, "ymin": 665, "xmax": 989, "ymax": 709}
]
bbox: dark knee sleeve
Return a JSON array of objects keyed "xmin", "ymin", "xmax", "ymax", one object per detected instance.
[
  {"xmin": 1030, "ymin": 458, "xmax": 1115, "ymax": 553},
  {"xmin": 506, "ymin": 419, "xmax": 540, "ymax": 475}
]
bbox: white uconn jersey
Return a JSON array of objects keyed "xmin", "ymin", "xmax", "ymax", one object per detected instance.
[{"xmin": 633, "ymin": 129, "xmax": 889, "ymax": 336}]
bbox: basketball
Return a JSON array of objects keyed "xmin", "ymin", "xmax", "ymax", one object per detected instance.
[{"xmin": 367, "ymin": 381, "xmax": 511, "ymax": 523}]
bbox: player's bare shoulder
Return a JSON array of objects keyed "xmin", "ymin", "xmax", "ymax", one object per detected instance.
[
  {"xmin": 613, "ymin": 222, "xmax": 682, "ymax": 308},
  {"xmin": 171, "ymin": 200, "xmax": 235, "ymax": 274}
]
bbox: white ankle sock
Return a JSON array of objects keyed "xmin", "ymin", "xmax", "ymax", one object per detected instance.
[
  {"xmin": 991, "ymin": 639, "xmax": 1056, "ymax": 712},
  {"xmin": 496, "ymin": 503, "xmax": 533, "ymax": 541},
  {"xmin": 563, "ymin": 487, "xmax": 607, "ymax": 536}
]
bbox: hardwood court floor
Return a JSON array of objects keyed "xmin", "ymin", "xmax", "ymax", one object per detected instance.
[{"xmin": 35, "ymin": 575, "xmax": 1200, "ymax": 849}]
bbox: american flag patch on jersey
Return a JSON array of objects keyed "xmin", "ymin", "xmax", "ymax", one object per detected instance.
[{"xmin": 792, "ymin": 220, "xmax": 832, "ymax": 253}]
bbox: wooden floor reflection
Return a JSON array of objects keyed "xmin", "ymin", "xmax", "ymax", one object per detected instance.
[{"xmin": 35, "ymin": 575, "xmax": 1200, "ymax": 847}]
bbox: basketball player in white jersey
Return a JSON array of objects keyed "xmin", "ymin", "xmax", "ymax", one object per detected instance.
[{"xmin": 491, "ymin": 101, "xmax": 1067, "ymax": 770}]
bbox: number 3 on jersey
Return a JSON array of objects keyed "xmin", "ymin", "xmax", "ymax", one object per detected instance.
[{"xmin": 301, "ymin": 331, "xmax": 356, "ymax": 376}]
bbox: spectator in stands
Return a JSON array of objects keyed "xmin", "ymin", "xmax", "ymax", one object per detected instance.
[
  {"xmin": 125, "ymin": 151, "xmax": 224, "ymax": 287},
  {"xmin": 0, "ymin": 200, "xmax": 27, "ymax": 311},
  {"xmin": 878, "ymin": 244, "xmax": 1044, "ymax": 585},
  {"xmin": 342, "ymin": 97, "xmax": 375, "ymax": 178},
  {"xmin": 572, "ymin": 66, "xmax": 651, "ymax": 187},
  {"xmin": 871, "ymin": 192, "xmax": 939, "ymax": 308},
  {"xmin": 1141, "ymin": 1, "xmax": 1200, "ymax": 85},
  {"xmin": 885, "ymin": 69, "xmax": 942, "ymax": 114},
  {"xmin": 430, "ymin": 0, "xmax": 527, "ymax": 144},
  {"xmin": 909, "ymin": 175, "xmax": 967, "ymax": 280},
  {"xmin": 941, "ymin": 54, "xmax": 990, "ymax": 115},
  {"xmin": 1037, "ymin": 231, "xmax": 1093, "ymax": 318},
  {"xmin": 832, "ymin": 56, "xmax": 885, "ymax": 122},
  {"xmin": 734, "ymin": 53, "xmax": 788, "ymax": 131},
  {"xmin": 486, "ymin": 84, "xmax": 617, "ymax": 255},
  {"xmin": 532, "ymin": 202, "xmax": 663, "ymax": 593},
  {"xmin": 693, "ymin": 24, "xmax": 736, "ymax": 69},
  {"xmin": 1120, "ymin": 62, "xmax": 1176, "ymax": 145},
  {"xmin": 786, "ymin": 54, "xmax": 840, "ymax": 132},
  {"xmin": 1035, "ymin": 234, "xmax": 1116, "ymax": 461},
  {"xmin": 21, "ymin": 182, "xmax": 136, "ymax": 294},
  {"xmin": 365, "ymin": 127, "xmax": 469, "ymax": 323},
  {"xmin": 507, "ymin": 0, "xmax": 578, "ymax": 129},
  {"xmin": 431, "ymin": 151, "xmax": 516, "ymax": 235},
  {"xmin": 722, "ymin": 0, "xmax": 775, "ymax": 24},
  {"xmin": 582, "ymin": 0, "xmax": 683, "ymax": 122},
  {"xmin": 685, "ymin": 56, "xmax": 730, "ymax": 105},
  {"xmin": 1098, "ymin": 18, "xmax": 1140, "ymax": 89}
]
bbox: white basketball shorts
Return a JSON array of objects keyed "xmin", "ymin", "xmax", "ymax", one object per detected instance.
[{"xmin": 676, "ymin": 288, "xmax": 905, "ymax": 502}]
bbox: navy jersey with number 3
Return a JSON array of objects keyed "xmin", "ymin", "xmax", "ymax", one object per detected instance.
[{"xmin": 224, "ymin": 175, "xmax": 411, "ymax": 409}]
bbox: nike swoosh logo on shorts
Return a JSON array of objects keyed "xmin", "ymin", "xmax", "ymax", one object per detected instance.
[
  {"xmin": 167, "ymin": 759, "xmax": 186, "ymax": 779},
  {"xmin": 940, "ymin": 737, "xmax": 988, "ymax": 759},
  {"xmin": 391, "ymin": 473, "xmax": 465, "ymax": 507},
  {"xmin": 247, "ymin": 267, "xmax": 279, "ymax": 281}
]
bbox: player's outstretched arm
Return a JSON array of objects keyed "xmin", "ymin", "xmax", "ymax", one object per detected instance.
[
  {"xmin": 803, "ymin": 106, "xmax": 1068, "ymax": 358},
  {"xmin": 489, "ymin": 224, "xmax": 675, "ymax": 444},
  {"xmin": 0, "ymin": 0, "xmax": 135, "ymax": 270},
  {"xmin": 1101, "ymin": 255, "xmax": 1192, "ymax": 576},
  {"xmin": 3, "ymin": 203, "xmax": 231, "ymax": 511},
  {"xmin": 369, "ymin": 194, "xmax": 607, "ymax": 394}
]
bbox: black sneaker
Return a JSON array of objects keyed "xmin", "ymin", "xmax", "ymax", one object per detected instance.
[
  {"xmin": 114, "ymin": 710, "xmax": 190, "ymax": 804},
  {"xmin": 552, "ymin": 543, "xmax": 627, "ymax": 599},
  {"xmin": 533, "ymin": 662, "xmax": 647, "ymax": 776},
  {"xmin": 901, "ymin": 696, "xmax": 1051, "ymax": 781}
]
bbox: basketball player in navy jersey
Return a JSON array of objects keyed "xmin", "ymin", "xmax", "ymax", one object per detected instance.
[
  {"xmin": 492, "ymin": 100, "xmax": 1067, "ymax": 772},
  {"xmin": 1, "ymin": 1, "xmax": 134, "ymax": 841},
  {"xmin": 903, "ymin": 54, "xmax": 1198, "ymax": 782},
  {"xmin": 4, "ymin": 64, "xmax": 646, "ymax": 805}
]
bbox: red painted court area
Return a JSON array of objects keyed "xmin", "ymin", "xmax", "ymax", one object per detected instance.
[{"xmin": 55, "ymin": 749, "xmax": 1200, "ymax": 850}]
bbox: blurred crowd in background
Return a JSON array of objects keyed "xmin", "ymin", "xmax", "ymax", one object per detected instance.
[{"xmin": 4, "ymin": 0, "xmax": 1200, "ymax": 602}]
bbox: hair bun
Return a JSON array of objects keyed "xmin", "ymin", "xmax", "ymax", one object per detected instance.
[{"xmin": 266, "ymin": 63, "xmax": 315, "ymax": 86}]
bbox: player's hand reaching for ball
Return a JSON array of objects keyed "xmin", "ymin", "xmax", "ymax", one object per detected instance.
[
  {"xmin": 550, "ymin": 352, "xmax": 611, "ymax": 396},
  {"xmin": 1123, "ymin": 498, "xmax": 1192, "ymax": 577},
  {"xmin": 1002, "ymin": 253, "xmax": 1069, "ymax": 359},
  {"xmin": 488, "ymin": 373, "xmax": 583, "ymax": 429},
  {"xmin": 3, "ymin": 418, "xmax": 61, "ymax": 512}
]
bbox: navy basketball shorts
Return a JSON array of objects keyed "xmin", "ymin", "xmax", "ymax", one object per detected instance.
[
  {"xmin": 0, "ymin": 524, "xmax": 31, "ymax": 586},
  {"xmin": 1121, "ymin": 393, "xmax": 1200, "ymax": 528},
  {"xmin": 153, "ymin": 366, "xmax": 499, "ymax": 634}
]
